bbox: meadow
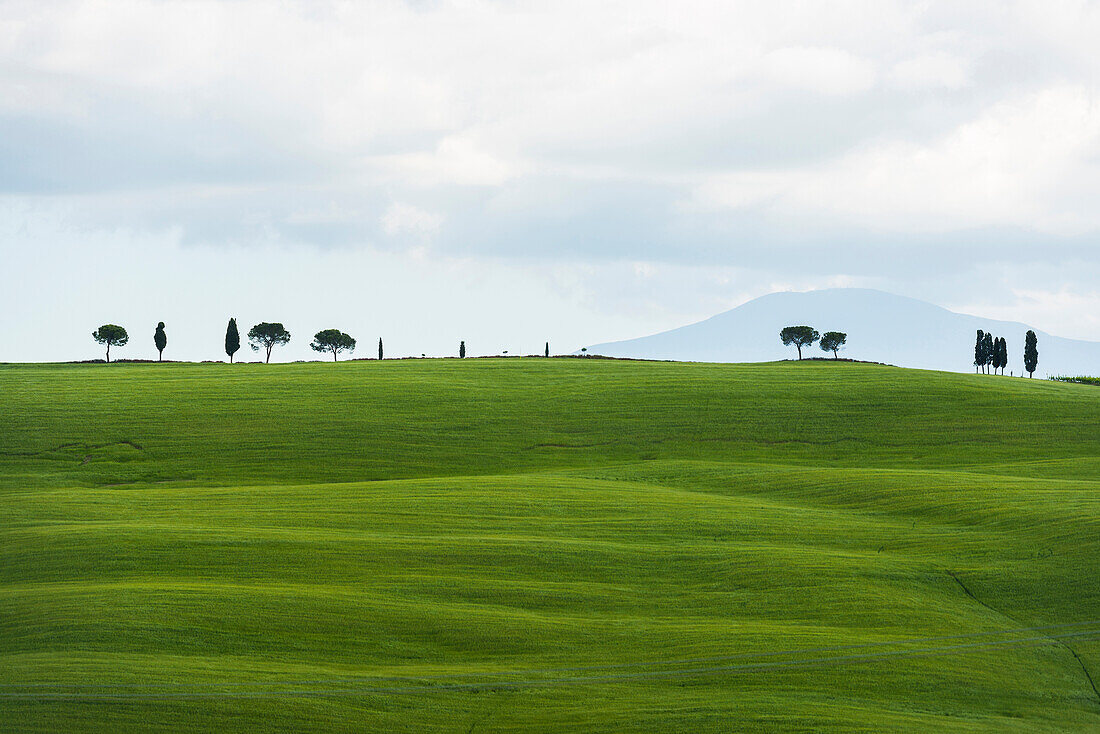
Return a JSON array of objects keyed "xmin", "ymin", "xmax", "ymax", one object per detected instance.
[{"xmin": 2, "ymin": 358, "xmax": 1100, "ymax": 732}]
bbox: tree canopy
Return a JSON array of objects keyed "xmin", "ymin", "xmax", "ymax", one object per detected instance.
[
  {"xmin": 1024, "ymin": 330, "xmax": 1039, "ymax": 377},
  {"xmin": 310, "ymin": 329, "xmax": 356, "ymax": 361},
  {"xmin": 248, "ymin": 322, "xmax": 291, "ymax": 363},
  {"xmin": 92, "ymin": 324, "xmax": 128, "ymax": 362},
  {"xmin": 779, "ymin": 326, "xmax": 819, "ymax": 360},
  {"xmin": 820, "ymin": 331, "xmax": 847, "ymax": 359},
  {"xmin": 153, "ymin": 322, "xmax": 167, "ymax": 361}
]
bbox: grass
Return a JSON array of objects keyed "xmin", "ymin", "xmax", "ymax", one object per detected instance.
[{"xmin": 2, "ymin": 358, "xmax": 1100, "ymax": 731}]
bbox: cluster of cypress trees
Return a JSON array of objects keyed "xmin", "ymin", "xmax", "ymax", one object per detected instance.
[
  {"xmin": 973, "ymin": 331, "xmax": 1004, "ymax": 374},
  {"xmin": 974, "ymin": 329, "xmax": 1038, "ymax": 376}
]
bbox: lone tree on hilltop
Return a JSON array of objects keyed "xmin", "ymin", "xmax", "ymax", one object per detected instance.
[
  {"xmin": 820, "ymin": 331, "xmax": 847, "ymax": 359},
  {"xmin": 545, "ymin": 341, "xmax": 550, "ymax": 357},
  {"xmin": 93, "ymin": 324, "xmax": 128, "ymax": 363},
  {"xmin": 378, "ymin": 338, "xmax": 383, "ymax": 360},
  {"xmin": 780, "ymin": 326, "xmax": 819, "ymax": 360},
  {"xmin": 248, "ymin": 322, "xmax": 291, "ymax": 363},
  {"xmin": 311, "ymin": 329, "xmax": 356, "ymax": 362},
  {"xmin": 225, "ymin": 318, "xmax": 240, "ymax": 363},
  {"xmin": 974, "ymin": 330, "xmax": 985, "ymax": 373},
  {"xmin": 459, "ymin": 340, "xmax": 466, "ymax": 358},
  {"xmin": 1024, "ymin": 330, "xmax": 1039, "ymax": 378},
  {"xmin": 153, "ymin": 322, "xmax": 167, "ymax": 361}
]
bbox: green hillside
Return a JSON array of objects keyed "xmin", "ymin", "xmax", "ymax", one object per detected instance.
[{"xmin": 3, "ymin": 359, "xmax": 1100, "ymax": 731}]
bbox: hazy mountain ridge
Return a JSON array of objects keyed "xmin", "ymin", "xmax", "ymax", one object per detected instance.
[{"xmin": 583, "ymin": 288, "xmax": 1100, "ymax": 376}]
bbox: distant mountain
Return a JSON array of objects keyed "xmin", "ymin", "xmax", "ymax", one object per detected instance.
[{"xmin": 583, "ymin": 288, "xmax": 1100, "ymax": 376}]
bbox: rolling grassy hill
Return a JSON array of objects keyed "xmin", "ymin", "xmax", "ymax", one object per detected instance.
[{"xmin": 2, "ymin": 358, "xmax": 1100, "ymax": 732}]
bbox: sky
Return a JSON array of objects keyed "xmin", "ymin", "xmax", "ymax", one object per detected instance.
[{"xmin": 3, "ymin": 0, "xmax": 1100, "ymax": 362}]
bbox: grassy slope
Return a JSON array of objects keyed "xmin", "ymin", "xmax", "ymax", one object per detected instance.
[{"xmin": 2, "ymin": 359, "xmax": 1100, "ymax": 732}]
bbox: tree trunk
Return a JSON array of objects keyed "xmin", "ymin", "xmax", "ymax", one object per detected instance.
[
  {"xmin": 333, "ymin": 350, "xmax": 337, "ymax": 362},
  {"xmin": 833, "ymin": 349, "xmax": 838, "ymax": 359},
  {"xmin": 796, "ymin": 346, "xmax": 802, "ymax": 360},
  {"xmin": 266, "ymin": 344, "xmax": 272, "ymax": 363},
  {"xmin": 158, "ymin": 351, "xmax": 162, "ymax": 362},
  {"xmin": 106, "ymin": 344, "xmax": 110, "ymax": 363}
]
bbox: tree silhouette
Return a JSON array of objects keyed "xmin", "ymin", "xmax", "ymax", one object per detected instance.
[
  {"xmin": 153, "ymin": 322, "xmax": 167, "ymax": 361},
  {"xmin": 92, "ymin": 324, "xmax": 128, "ymax": 363},
  {"xmin": 310, "ymin": 329, "xmax": 356, "ymax": 361},
  {"xmin": 819, "ymin": 331, "xmax": 847, "ymax": 359},
  {"xmin": 248, "ymin": 322, "xmax": 291, "ymax": 363},
  {"xmin": 545, "ymin": 341, "xmax": 550, "ymax": 357},
  {"xmin": 378, "ymin": 338, "xmax": 383, "ymax": 360},
  {"xmin": 974, "ymin": 330, "xmax": 985, "ymax": 373},
  {"xmin": 225, "ymin": 318, "xmax": 240, "ymax": 363},
  {"xmin": 780, "ymin": 326, "xmax": 819, "ymax": 360},
  {"xmin": 459, "ymin": 340, "xmax": 466, "ymax": 358},
  {"xmin": 982, "ymin": 332, "xmax": 994, "ymax": 374},
  {"xmin": 1024, "ymin": 330, "xmax": 1038, "ymax": 378}
]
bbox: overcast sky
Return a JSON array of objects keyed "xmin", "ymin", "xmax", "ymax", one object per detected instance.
[{"xmin": 3, "ymin": 0, "xmax": 1100, "ymax": 361}]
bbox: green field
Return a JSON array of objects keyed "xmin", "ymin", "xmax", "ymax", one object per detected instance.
[{"xmin": 3, "ymin": 358, "xmax": 1100, "ymax": 732}]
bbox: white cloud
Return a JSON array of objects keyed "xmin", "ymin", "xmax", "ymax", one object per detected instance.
[
  {"xmin": 373, "ymin": 136, "xmax": 517, "ymax": 188},
  {"xmin": 889, "ymin": 51, "xmax": 970, "ymax": 90},
  {"xmin": 761, "ymin": 46, "xmax": 878, "ymax": 96},
  {"xmin": 381, "ymin": 202, "xmax": 442, "ymax": 237},
  {"xmin": 693, "ymin": 85, "xmax": 1100, "ymax": 235}
]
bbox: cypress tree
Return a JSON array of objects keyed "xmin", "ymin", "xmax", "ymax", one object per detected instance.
[
  {"xmin": 378, "ymin": 338, "xmax": 383, "ymax": 361},
  {"xmin": 982, "ymin": 332, "xmax": 994, "ymax": 374},
  {"xmin": 1024, "ymin": 330, "xmax": 1038, "ymax": 377},
  {"xmin": 545, "ymin": 341, "xmax": 550, "ymax": 358},
  {"xmin": 225, "ymin": 318, "xmax": 240, "ymax": 363},
  {"xmin": 459, "ymin": 340, "xmax": 466, "ymax": 358},
  {"xmin": 974, "ymin": 330, "xmax": 985, "ymax": 373},
  {"xmin": 999, "ymin": 337, "xmax": 1008, "ymax": 374},
  {"xmin": 153, "ymin": 322, "xmax": 167, "ymax": 361}
]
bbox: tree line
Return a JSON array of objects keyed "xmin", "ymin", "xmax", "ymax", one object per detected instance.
[
  {"xmin": 92, "ymin": 320, "xmax": 549, "ymax": 363},
  {"xmin": 974, "ymin": 329, "xmax": 1039, "ymax": 377},
  {"xmin": 779, "ymin": 326, "xmax": 847, "ymax": 360}
]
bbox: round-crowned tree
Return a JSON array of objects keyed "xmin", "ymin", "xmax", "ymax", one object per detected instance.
[
  {"xmin": 93, "ymin": 324, "xmax": 129, "ymax": 363},
  {"xmin": 819, "ymin": 331, "xmax": 847, "ymax": 359},
  {"xmin": 153, "ymin": 322, "xmax": 167, "ymax": 361},
  {"xmin": 310, "ymin": 329, "xmax": 356, "ymax": 362},
  {"xmin": 248, "ymin": 322, "xmax": 291, "ymax": 363},
  {"xmin": 779, "ymin": 326, "xmax": 819, "ymax": 360}
]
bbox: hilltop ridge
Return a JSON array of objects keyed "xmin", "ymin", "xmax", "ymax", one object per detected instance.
[{"xmin": 583, "ymin": 288, "xmax": 1100, "ymax": 375}]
